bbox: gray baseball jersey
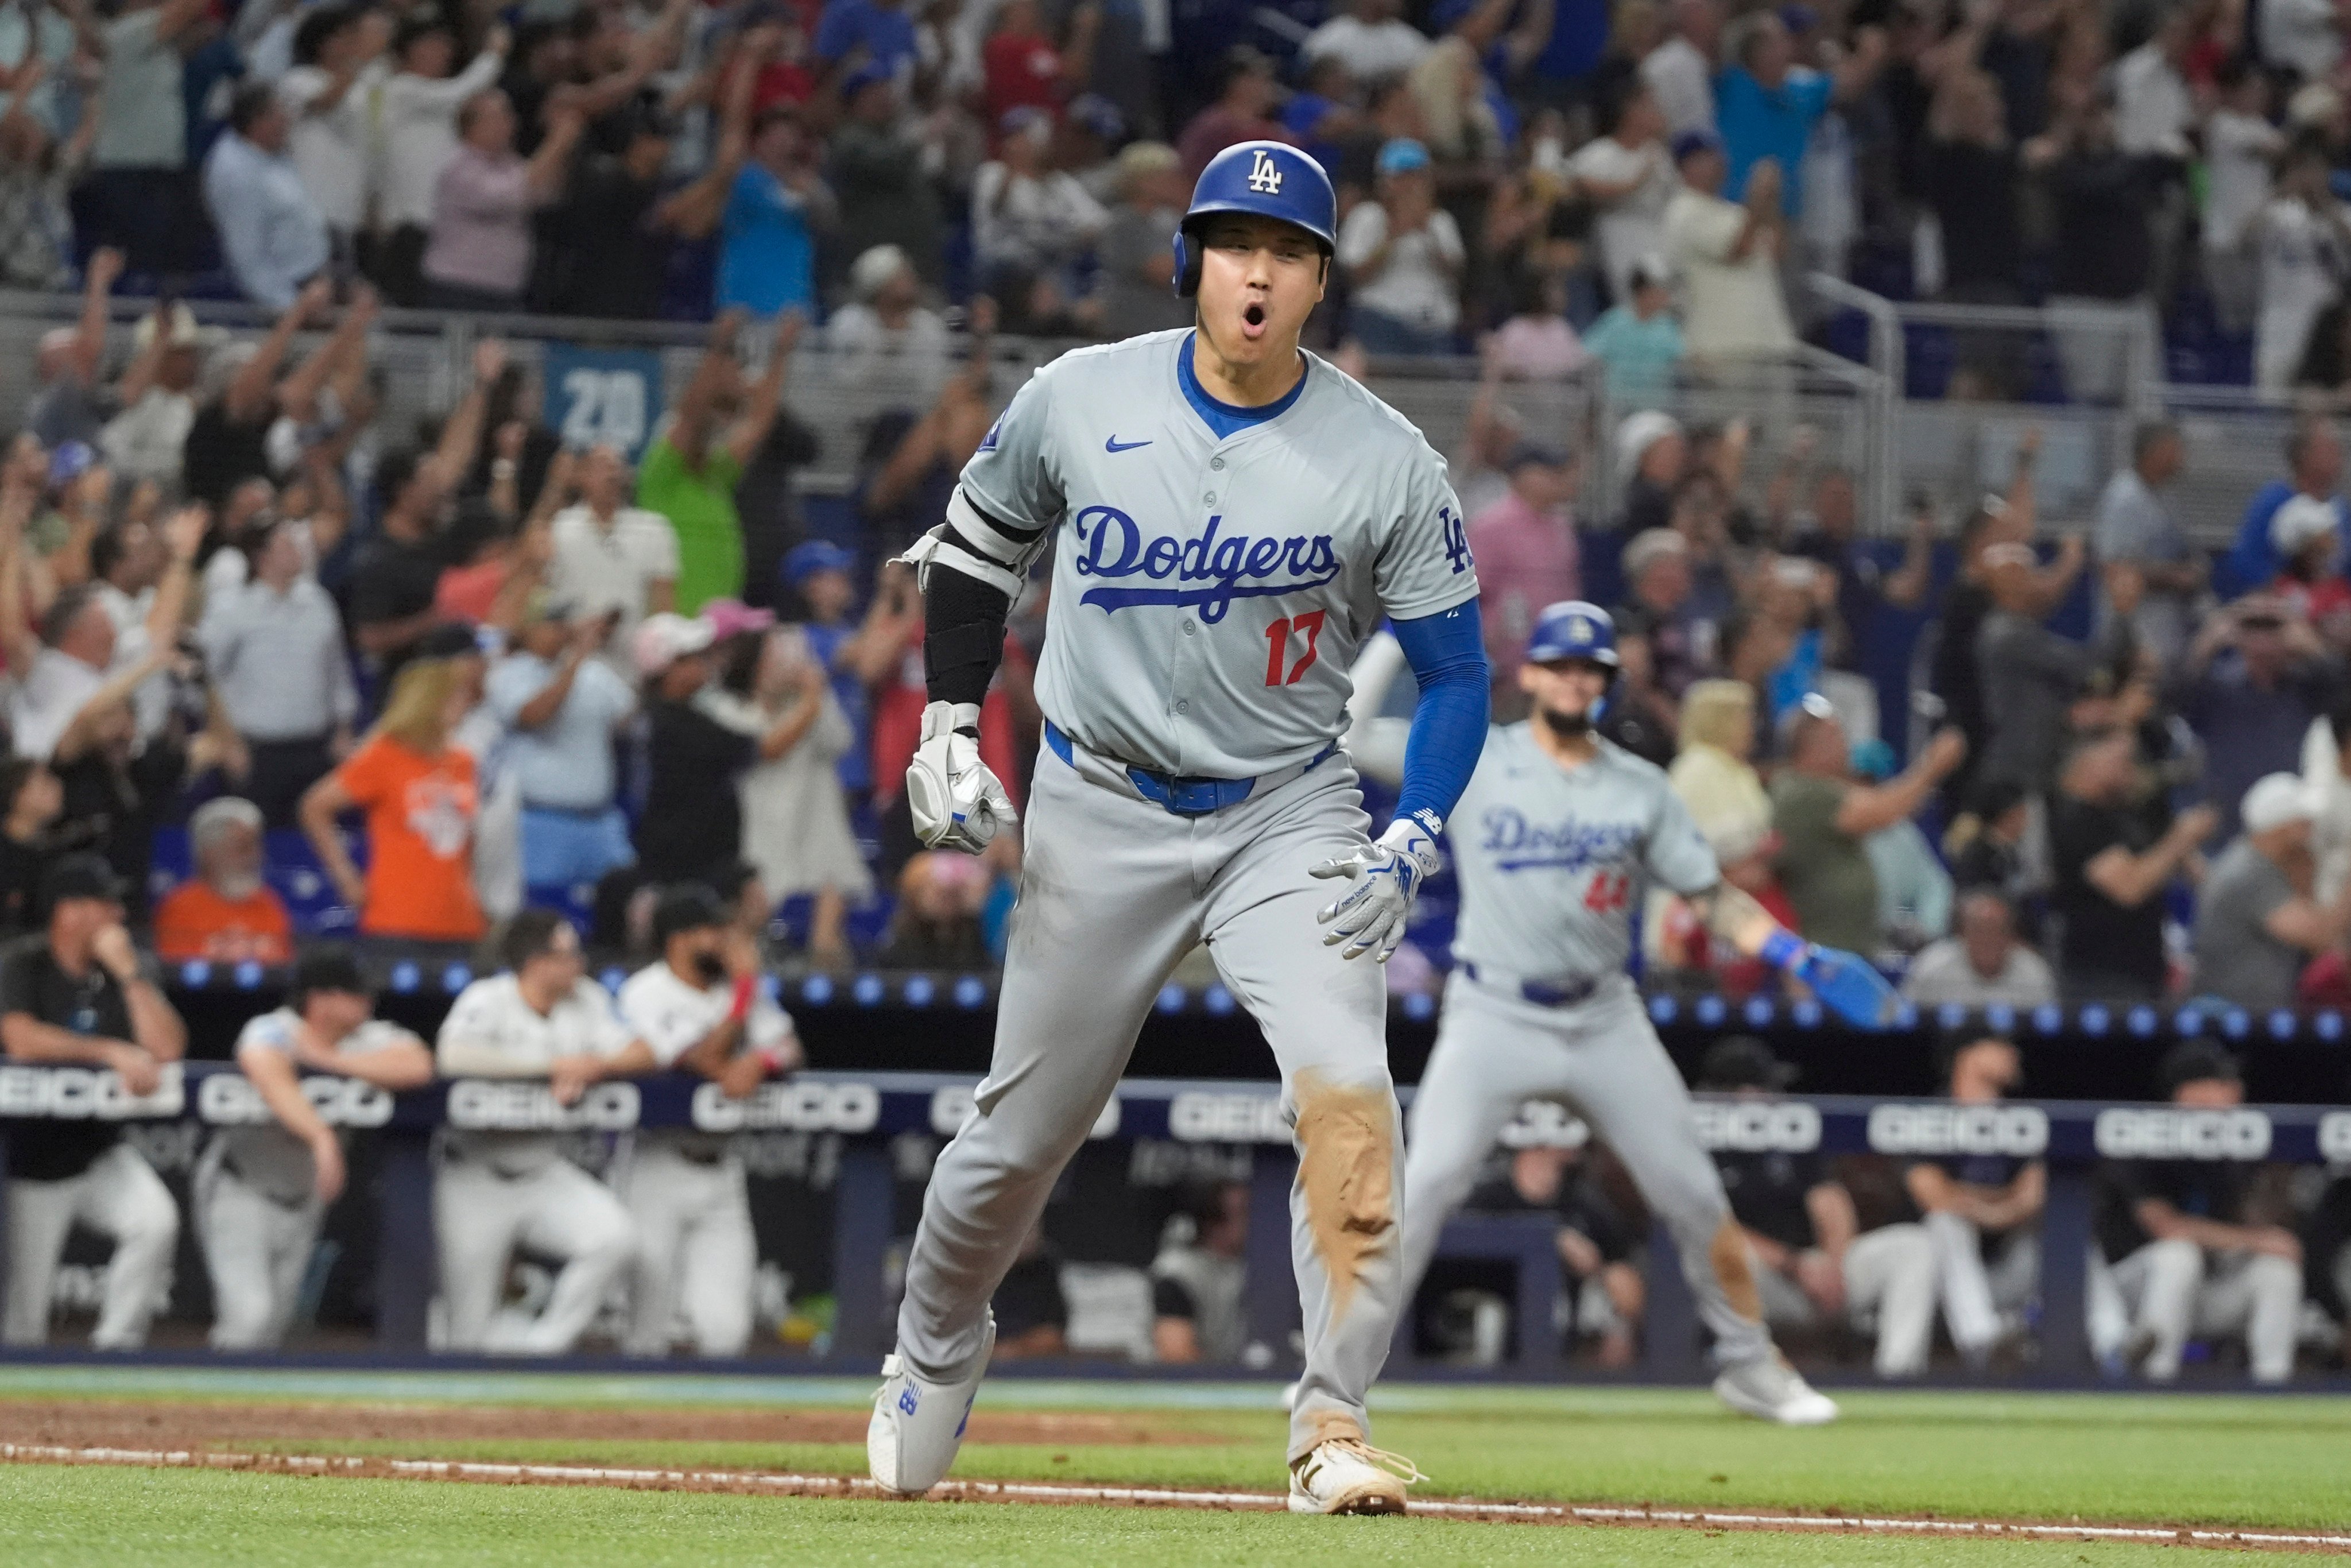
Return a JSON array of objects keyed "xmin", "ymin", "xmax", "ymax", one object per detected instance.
[
  {"xmin": 218, "ymin": 1008, "xmax": 419, "ymax": 1204},
  {"xmin": 1448, "ymin": 725, "xmax": 1720, "ymax": 981},
  {"xmin": 958, "ymin": 328, "xmax": 1477, "ymax": 777}
]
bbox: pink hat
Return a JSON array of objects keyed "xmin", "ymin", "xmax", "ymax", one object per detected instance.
[{"xmin": 702, "ymin": 598, "xmax": 777, "ymax": 642}]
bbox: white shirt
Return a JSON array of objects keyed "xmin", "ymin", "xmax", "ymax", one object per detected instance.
[
  {"xmin": 436, "ymin": 973, "xmax": 638, "ymax": 1172},
  {"xmin": 547, "ymin": 503, "xmax": 681, "ymax": 671},
  {"xmin": 218, "ymin": 1008, "xmax": 423, "ymax": 1203},
  {"xmin": 2263, "ymin": 0, "xmax": 2345, "ymax": 80},
  {"xmin": 92, "ymin": 579, "xmax": 167, "ymax": 741},
  {"xmin": 1643, "ymin": 37, "xmax": 1716, "ymax": 137},
  {"xmin": 1564, "ymin": 134, "xmax": 1675, "ymax": 297},
  {"xmin": 1299, "ymin": 14, "xmax": 1431, "ymax": 81},
  {"xmin": 2256, "ymin": 196, "xmax": 2351, "ymax": 390},
  {"xmin": 278, "ymin": 61, "xmax": 379, "ymax": 231},
  {"xmin": 1337, "ymin": 201, "xmax": 1465, "ymax": 332},
  {"xmin": 1899, "ymin": 939, "xmax": 2059, "ymax": 1008},
  {"xmin": 1663, "ymin": 185, "xmax": 1795, "ymax": 358},
  {"xmin": 617, "ymin": 961, "xmax": 793, "ymax": 1068},
  {"xmin": 8, "ymin": 645, "xmax": 104, "ymax": 762},
  {"xmin": 2112, "ymin": 44, "xmax": 2193, "ymax": 160},
  {"xmin": 2206, "ymin": 110, "xmax": 2282, "ymax": 253},
  {"xmin": 376, "ymin": 51, "xmax": 506, "ymax": 230},
  {"xmin": 971, "ymin": 163, "xmax": 1109, "ymax": 273},
  {"xmin": 99, "ymin": 387, "xmax": 196, "ymax": 486},
  {"xmin": 827, "ymin": 301, "xmax": 951, "ymax": 406}
]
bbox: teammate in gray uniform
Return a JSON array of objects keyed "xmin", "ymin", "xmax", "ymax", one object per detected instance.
[
  {"xmin": 867, "ymin": 140, "xmax": 1493, "ymax": 1515},
  {"xmin": 199, "ymin": 948, "xmax": 434, "ymax": 1350},
  {"xmin": 1400, "ymin": 602, "xmax": 1904, "ymax": 1422}
]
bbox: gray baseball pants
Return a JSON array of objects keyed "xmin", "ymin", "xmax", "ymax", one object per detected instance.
[
  {"xmin": 896, "ymin": 737, "xmax": 1399, "ymax": 1462},
  {"xmin": 1400, "ymin": 974, "xmax": 1773, "ymax": 1368}
]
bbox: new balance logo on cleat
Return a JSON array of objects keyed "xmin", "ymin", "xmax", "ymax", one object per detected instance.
[{"xmin": 898, "ymin": 1386, "xmax": 919, "ymax": 1416}]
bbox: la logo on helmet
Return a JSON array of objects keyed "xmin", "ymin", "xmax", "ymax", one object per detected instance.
[
  {"xmin": 1567, "ymin": 617, "xmax": 1591, "ymax": 641},
  {"xmin": 1247, "ymin": 149, "xmax": 1284, "ymax": 194}
]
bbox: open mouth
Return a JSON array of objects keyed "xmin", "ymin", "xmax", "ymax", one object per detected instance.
[{"xmin": 1241, "ymin": 303, "xmax": 1267, "ymax": 340}]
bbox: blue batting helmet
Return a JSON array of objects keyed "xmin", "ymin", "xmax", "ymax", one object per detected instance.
[
  {"xmin": 1524, "ymin": 601, "xmax": 1620, "ymax": 669},
  {"xmin": 1172, "ymin": 141, "xmax": 1338, "ymax": 298}
]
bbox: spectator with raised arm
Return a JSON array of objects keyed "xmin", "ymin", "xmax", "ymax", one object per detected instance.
[
  {"xmin": 1338, "ymin": 138, "xmax": 1465, "ymax": 356},
  {"xmin": 422, "ymin": 92, "xmax": 586, "ymax": 311},
  {"xmin": 546, "ymin": 444, "xmax": 678, "ymax": 673},
  {"xmin": 2220, "ymin": 416, "xmax": 2347, "ymax": 599},
  {"xmin": 827, "ymin": 67, "xmax": 942, "ymax": 285},
  {"xmin": 2095, "ymin": 421, "xmax": 2202, "ymax": 673},
  {"xmin": 346, "ymin": 342, "xmax": 498, "ymax": 679},
  {"xmin": 26, "ymin": 248, "xmax": 123, "ymax": 451},
  {"xmin": 375, "ymin": 17, "xmax": 511, "ymax": 304},
  {"xmin": 278, "ymin": 4, "xmax": 392, "ymax": 272},
  {"xmin": 2047, "ymin": 728, "xmax": 2215, "ymax": 1002},
  {"xmin": 0, "ymin": 854, "xmax": 185, "ymax": 1350},
  {"xmin": 73, "ymin": 0, "xmax": 210, "ymax": 272},
  {"xmin": 1664, "ymin": 133, "xmax": 1796, "ymax": 372},
  {"xmin": 487, "ymin": 597, "xmax": 638, "ymax": 891},
  {"xmin": 2174, "ymin": 594, "xmax": 2342, "ymax": 842},
  {"xmin": 637, "ymin": 311, "xmax": 803, "ymax": 614},
  {"xmin": 2194, "ymin": 773, "xmax": 2351, "ymax": 1010},
  {"xmin": 715, "ymin": 89, "xmax": 835, "ymax": 322},
  {"xmin": 1771, "ymin": 699, "xmax": 1966, "ymax": 957}
]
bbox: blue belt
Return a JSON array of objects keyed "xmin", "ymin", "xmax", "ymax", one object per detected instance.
[
  {"xmin": 1461, "ymin": 963, "xmax": 1599, "ymax": 1009},
  {"xmin": 1044, "ymin": 720, "xmax": 1335, "ymax": 818}
]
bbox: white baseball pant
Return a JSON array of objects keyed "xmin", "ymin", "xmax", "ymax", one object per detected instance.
[
  {"xmin": 3, "ymin": 1143, "xmax": 179, "ymax": 1349},
  {"xmin": 622, "ymin": 1141, "xmax": 756, "ymax": 1358},
  {"xmin": 193, "ymin": 1140, "xmax": 325, "ymax": 1351},
  {"xmin": 434, "ymin": 1155, "xmax": 637, "ymax": 1355},
  {"xmin": 2096, "ymin": 1239, "xmax": 2300, "ymax": 1383},
  {"xmin": 1924, "ymin": 1212, "xmax": 2039, "ymax": 1362},
  {"xmin": 897, "ymin": 739, "xmax": 1400, "ymax": 1462},
  {"xmin": 1752, "ymin": 1223, "xmax": 1937, "ymax": 1377},
  {"xmin": 1400, "ymin": 975, "xmax": 1774, "ymax": 1369}
]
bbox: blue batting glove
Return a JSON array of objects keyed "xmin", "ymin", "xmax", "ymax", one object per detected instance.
[{"xmin": 1760, "ymin": 931, "xmax": 1900, "ymax": 1029}]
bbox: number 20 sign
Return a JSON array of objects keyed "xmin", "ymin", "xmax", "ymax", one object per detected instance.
[{"xmin": 543, "ymin": 343, "xmax": 665, "ymax": 462}]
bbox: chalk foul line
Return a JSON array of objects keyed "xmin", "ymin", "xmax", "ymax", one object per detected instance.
[{"xmin": 2, "ymin": 1442, "xmax": 2346, "ymax": 1554}]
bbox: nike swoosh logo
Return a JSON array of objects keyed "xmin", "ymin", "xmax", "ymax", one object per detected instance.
[{"xmin": 1105, "ymin": 436, "xmax": 1152, "ymax": 453}]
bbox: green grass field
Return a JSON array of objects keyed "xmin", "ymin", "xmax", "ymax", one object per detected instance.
[{"xmin": 1, "ymin": 1369, "xmax": 2345, "ymax": 1565}]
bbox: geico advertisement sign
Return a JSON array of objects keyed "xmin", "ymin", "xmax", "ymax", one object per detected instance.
[
  {"xmin": 694, "ymin": 1079, "xmax": 881, "ymax": 1133},
  {"xmin": 0, "ymin": 1062, "xmax": 184, "ymax": 1118},
  {"xmin": 2322, "ymin": 1113, "xmax": 2351, "ymax": 1162},
  {"xmin": 1694, "ymin": 1100, "xmax": 1822, "ymax": 1153},
  {"xmin": 197, "ymin": 1072, "xmax": 393, "ymax": 1128},
  {"xmin": 1869, "ymin": 1103, "xmax": 2050, "ymax": 1157},
  {"xmin": 446, "ymin": 1079, "xmax": 641, "ymax": 1131},
  {"xmin": 1169, "ymin": 1091, "xmax": 1290, "ymax": 1144},
  {"xmin": 929, "ymin": 1084, "xmax": 1118, "ymax": 1140},
  {"xmin": 2094, "ymin": 1108, "xmax": 2272, "ymax": 1160}
]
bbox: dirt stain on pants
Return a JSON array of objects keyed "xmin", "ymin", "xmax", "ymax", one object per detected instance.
[{"xmin": 1292, "ymin": 1068, "xmax": 1396, "ymax": 1327}]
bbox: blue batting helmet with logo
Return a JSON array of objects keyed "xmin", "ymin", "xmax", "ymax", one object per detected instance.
[
  {"xmin": 1524, "ymin": 601, "xmax": 1621, "ymax": 669},
  {"xmin": 1172, "ymin": 140, "xmax": 1338, "ymax": 298}
]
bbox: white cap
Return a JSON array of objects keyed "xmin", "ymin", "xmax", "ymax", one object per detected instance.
[
  {"xmin": 631, "ymin": 612, "xmax": 716, "ymax": 677},
  {"xmin": 2270, "ymin": 494, "xmax": 2337, "ymax": 557},
  {"xmin": 849, "ymin": 243, "xmax": 910, "ymax": 302},
  {"xmin": 1615, "ymin": 410, "xmax": 1682, "ymax": 475},
  {"xmin": 2241, "ymin": 772, "xmax": 2316, "ymax": 835}
]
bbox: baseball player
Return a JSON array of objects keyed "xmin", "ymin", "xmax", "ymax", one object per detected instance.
[
  {"xmin": 1400, "ymin": 602, "xmax": 1903, "ymax": 1423},
  {"xmin": 198, "ymin": 947, "xmax": 434, "ymax": 1350},
  {"xmin": 869, "ymin": 140, "xmax": 1491, "ymax": 1515},
  {"xmin": 433, "ymin": 911, "xmax": 650, "ymax": 1354},
  {"xmin": 615, "ymin": 883, "xmax": 801, "ymax": 1358}
]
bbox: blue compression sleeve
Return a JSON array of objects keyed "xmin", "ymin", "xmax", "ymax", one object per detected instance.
[{"xmin": 1388, "ymin": 601, "xmax": 1490, "ymax": 831}]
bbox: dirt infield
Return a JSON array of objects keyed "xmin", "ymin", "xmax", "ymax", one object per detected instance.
[
  {"xmin": 0, "ymin": 1399, "xmax": 1210, "ymax": 1451},
  {"xmin": 5, "ymin": 1442, "xmax": 2349, "ymax": 1555}
]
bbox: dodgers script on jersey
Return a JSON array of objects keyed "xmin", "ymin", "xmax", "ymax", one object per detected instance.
[
  {"xmin": 1448, "ymin": 725, "xmax": 1719, "ymax": 981},
  {"xmin": 958, "ymin": 328, "xmax": 1476, "ymax": 778}
]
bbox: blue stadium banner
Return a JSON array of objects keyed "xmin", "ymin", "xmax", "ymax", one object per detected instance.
[{"xmin": 543, "ymin": 343, "xmax": 664, "ymax": 461}]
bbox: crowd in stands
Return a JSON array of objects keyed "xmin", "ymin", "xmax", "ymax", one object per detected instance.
[{"xmin": 6, "ymin": 0, "xmax": 2351, "ymax": 388}]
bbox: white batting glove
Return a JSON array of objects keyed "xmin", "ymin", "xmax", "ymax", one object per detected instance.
[
  {"xmin": 907, "ymin": 700, "xmax": 1016, "ymax": 854},
  {"xmin": 1309, "ymin": 812, "xmax": 1442, "ymax": 963}
]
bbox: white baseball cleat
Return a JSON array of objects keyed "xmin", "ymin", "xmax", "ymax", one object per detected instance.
[
  {"xmin": 1713, "ymin": 1354, "xmax": 1839, "ymax": 1426},
  {"xmin": 867, "ymin": 1318, "xmax": 996, "ymax": 1496},
  {"xmin": 1287, "ymin": 1437, "xmax": 1423, "ymax": 1515}
]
